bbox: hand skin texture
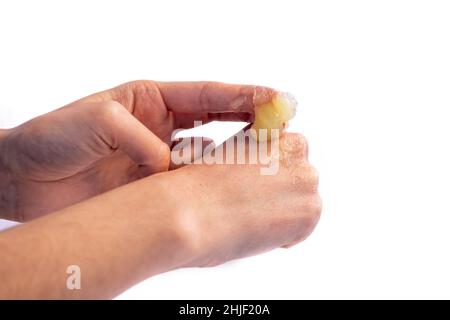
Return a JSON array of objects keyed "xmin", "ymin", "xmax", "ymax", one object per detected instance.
[{"xmin": 0, "ymin": 81, "xmax": 321, "ymax": 299}]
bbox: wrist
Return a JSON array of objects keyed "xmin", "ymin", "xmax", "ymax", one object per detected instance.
[
  {"xmin": 149, "ymin": 171, "xmax": 203, "ymax": 269},
  {"xmin": 155, "ymin": 169, "xmax": 209, "ymax": 269},
  {"xmin": 0, "ymin": 129, "xmax": 19, "ymax": 221},
  {"xmin": 94, "ymin": 172, "xmax": 203, "ymax": 282}
]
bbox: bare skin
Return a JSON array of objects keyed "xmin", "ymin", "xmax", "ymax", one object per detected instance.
[
  {"xmin": 0, "ymin": 81, "xmax": 275, "ymax": 221},
  {"xmin": 0, "ymin": 81, "xmax": 321, "ymax": 299}
]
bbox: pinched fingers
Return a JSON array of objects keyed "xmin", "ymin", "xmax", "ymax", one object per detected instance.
[{"xmin": 89, "ymin": 101, "xmax": 170, "ymax": 176}]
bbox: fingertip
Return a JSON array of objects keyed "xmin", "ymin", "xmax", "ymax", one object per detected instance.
[
  {"xmin": 281, "ymin": 238, "xmax": 305, "ymax": 249},
  {"xmin": 146, "ymin": 142, "xmax": 171, "ymax": 174},
  {"xmin": 252, "ymin": 86, "xmax": 277, "ymax": 107}
]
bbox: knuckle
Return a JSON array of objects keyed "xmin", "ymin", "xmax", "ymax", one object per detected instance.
[
  {"xmin": 297, "ymin": 134, "xmax": 309, "ymax": 158},
  {"xmin": 199, "ymin": 82, "xmax": 213, "ymax": 110},
  {"xmin": 287, "ymin": 195, "xmax": 322, "ymax": 247},
  {"xmin": 282, "ymin": 133, "xmax": 309, "ymax": 158},
  {"xmin": 305, "ymin": 166, "xmax": 319, "ymax": 192},
  {"xmin": 295, "ymin": 133, "xmax": 308, "ymax": 147},
  {"xmin": 127, "ymin": 79, "xmax": 155, "ymax": 87},
  {"xmin": 293, "ymin": 165, "xmax": 319, "ymax": 192},
  {"xmin": 95, "ymin": 100, "xmax": 127, "ymax": 124},
  {"xmin": 310, "ymin": 195, "xmax": 322, "ymax": 218},
  {"xmin": 127, "ymin": 80, "xmax": 158, "ymax": 97},
  {"xmin": 303, "ymin": 195, "xmax": 322, "ymax": 234}
]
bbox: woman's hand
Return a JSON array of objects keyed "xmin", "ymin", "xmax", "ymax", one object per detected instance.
[
  {"xmin": 0, "ymin": 131, "xmax": 321, "ymax": 299},
  {"xmin": 0, "ymin": 81, "xmax": 274, "ymax": 221},
  {"xmin": 164, "ymin": 132, "xmax": 321, "ymax": 268}
]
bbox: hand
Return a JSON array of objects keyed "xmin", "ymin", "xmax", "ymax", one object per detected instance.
[
  {"xmin": 0, "ymin": 81, "xmax": 275, "ymax": 221},
  {"xmin": 0, "ymin": 132, "xmax": 320, "ymax": 298},
  {"xmin": 161, "ymin": 132, "xmax": 321, "ymax": 268}
]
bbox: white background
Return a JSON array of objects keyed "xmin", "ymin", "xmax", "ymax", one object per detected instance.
[{"xmin": 1, "ymin": 0, "xmax": 449, "ymax": 299}]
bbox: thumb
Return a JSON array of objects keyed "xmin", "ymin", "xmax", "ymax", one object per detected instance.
[
  {"xmin": 169, "ymin": 137, "xmax": 215, "ymax": 170},
  {"xmin": 92, "ymin": 101, "xmax": 170, "ymax": 176}
]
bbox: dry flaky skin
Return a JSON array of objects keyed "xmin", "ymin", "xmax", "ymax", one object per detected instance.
[{"xmin": 251, "ymin": 92, "xmax": 297, "ymax": 141}]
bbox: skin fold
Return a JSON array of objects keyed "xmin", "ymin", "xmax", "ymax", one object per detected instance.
[{"xmin": 0, "ymin": 81, "xmax": 321, "ymax": 299}]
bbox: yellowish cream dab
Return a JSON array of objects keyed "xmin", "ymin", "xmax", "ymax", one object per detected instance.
[{"xmin": 251, "ymin": 92, "xmax": 297, "ymax": 141}]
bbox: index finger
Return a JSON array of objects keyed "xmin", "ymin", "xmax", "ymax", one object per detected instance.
[{"xmin": 156, "ymin": 81, "xmax": 276, "ymax": 114}]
